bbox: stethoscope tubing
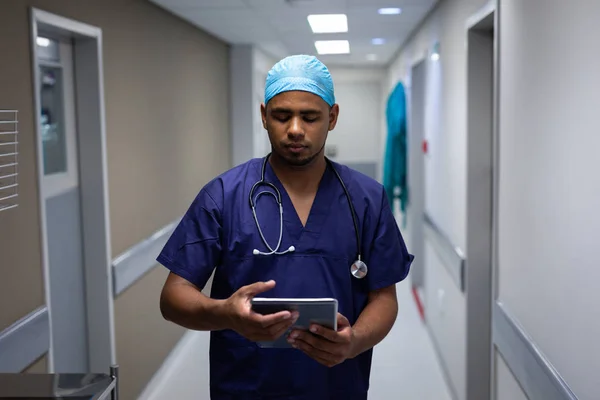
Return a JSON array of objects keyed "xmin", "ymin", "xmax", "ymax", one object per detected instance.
[{"xmin": 250, "ymin": 154, "xmax": 362, "ymax": 262}]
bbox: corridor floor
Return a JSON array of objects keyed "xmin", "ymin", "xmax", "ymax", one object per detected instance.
[{"xmin": 368, "ymin": 280, "xmax": 452, "ymax": 399}]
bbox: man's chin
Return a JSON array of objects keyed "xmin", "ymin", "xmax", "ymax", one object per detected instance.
[
  {"xmin": 278, "ymin": 150, "xmax": 317, "ymax": 167},
  {"xmin": 285, "ymin": 156, "xmax": 313, "ymax": 167}
]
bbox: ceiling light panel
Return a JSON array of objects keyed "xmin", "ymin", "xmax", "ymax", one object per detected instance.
[
  {"xmin": 378, "ymin": 7, "xmax": 402, "ymax": 15},
  {"xmin": 307, "ymin": 14, "xmax": 348, "ymax": 33},
  {"xmin": 314, "ymin": 40, "xmax": 350, "ymax": 55}
]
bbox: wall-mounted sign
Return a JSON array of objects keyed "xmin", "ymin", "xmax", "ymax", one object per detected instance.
[{"xmin": 0, "ymin": 110, "xmax": 19, "ymax": 213}]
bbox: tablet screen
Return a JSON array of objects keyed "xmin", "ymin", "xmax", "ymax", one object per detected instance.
[{"xmin": 251, "ymin": 298, "xmax": 338, "ymax": 348}]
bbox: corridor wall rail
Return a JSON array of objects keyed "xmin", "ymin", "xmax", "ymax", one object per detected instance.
[
  {"xmin": 0, "ymin": 306, "xmax": 49, "ymax": 372},
  {"xmin": 493, "ymin": 302, "xmax": 578, "ymax": 400},
  {"xmin": 112, "ymin": 218, "xmax": 180, "ymax": 296},
  {"xmin": 423, "ymin": 212, "xmax": 466, "ymax": 292}
]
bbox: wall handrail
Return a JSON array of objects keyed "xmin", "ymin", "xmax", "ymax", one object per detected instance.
[
  {"xmin": 493, "ymin": 301, "xmax": 578, "ymax": 399},
  {"xmin": 111, "ymin": 218, "xmax": 180, "ymax": 296},
  {"xmin": 423, "ymin": 212, "xmax": 466, "ymax": 292},
  {"xmin": 0, "ymin": 306, "xmax": 50, "ymax": 372}
]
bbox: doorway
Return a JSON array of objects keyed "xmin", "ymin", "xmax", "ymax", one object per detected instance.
[
  {"xmin": 37, "ymin": 34, "xmax": 88, "ymax": 373},
  {"xmin": 31, "ymin": 8, "xmax": 115, "ymax": 373},
  {"xmin": 465, "ymin": 2, "xmax": 496, "ymax": 399},
  {"xmin": 407, "ymin": 59, "xmax": 427, "ymax": 308}
]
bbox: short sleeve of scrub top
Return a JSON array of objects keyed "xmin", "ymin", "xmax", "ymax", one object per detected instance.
[
  {"xmin": 364, "ymin": 187, "xmax": 413, "ymax": 292},
  {"xmin": 157, "ymin": 186, "xmax": 222, "ymax": 289}
]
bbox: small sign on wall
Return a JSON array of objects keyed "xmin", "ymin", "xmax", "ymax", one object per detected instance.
[{"xmin": 0, "ymin": 110, "xmax": 19, "ymax": 213}]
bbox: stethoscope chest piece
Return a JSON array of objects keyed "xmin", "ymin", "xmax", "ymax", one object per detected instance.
[{"xmin": 351, "ymin": 260, "xmax": 368, "ymax": 279}]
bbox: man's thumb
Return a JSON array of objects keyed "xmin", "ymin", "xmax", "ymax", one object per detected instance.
[{"xmin": 244, "ymin": 280, "xmax": 276, "ymax": 297}]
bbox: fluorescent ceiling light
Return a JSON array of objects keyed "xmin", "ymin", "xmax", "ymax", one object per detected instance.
[
  {"xmin": 314, "ymin": 40, "xmax": 350, "ymax": 55},
  {"xmin": 307, "ymin": 14, "xmax": 348, "ymax": 33},
  {"xmin": 36, "ymin": 37, "xmax": 50, "ymax": 47},
  {"xmin": 378, "ymin": 7, "xmax": 402, "ymax": 15},
  {"xmin": 371, "ymin": 38, "xmax": 386, "ymax": 45}
]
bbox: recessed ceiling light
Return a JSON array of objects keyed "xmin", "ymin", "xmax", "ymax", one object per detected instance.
[
  {"xmin": 371, "ymin": 38, "xmax": 386, "ymax": 45},
  {"xmin": 307, "ymin": 14, "xmax": 348, "ymax": 34},
  {"xmin": 36, "ymin": 37, "xmax": 50, "ymax": 47},
  {"xmin": 378, "ymin": 7, "xmax": 402, "ymax": 15},
  {"xmin": 366, "ymin": 54, "xmax": 378, "ymax": 61},
  {"xmin": 314, "ymin": 40, "xmax": 350, "ymax": 55}
]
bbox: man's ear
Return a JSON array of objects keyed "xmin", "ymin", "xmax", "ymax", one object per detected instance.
[
  {"xmin": 260, "ymin": 103, "xmax": 267, "ymax": 129},
  {"xmin": 328, "ymin": 104, "xmax": 340, "ymax": 131}
]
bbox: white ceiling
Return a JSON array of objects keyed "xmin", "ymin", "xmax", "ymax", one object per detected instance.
[{"xmin": 150, "ymin": 0, "xmax": 439, "ymax": 67}]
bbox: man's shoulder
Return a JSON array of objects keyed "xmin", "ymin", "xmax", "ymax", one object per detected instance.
[
  {"xmin": 215, "ymin": 158, "xmax": 261, "ymax": 184},
  {"xmin": 200, "ymin": 158, "xmax": 261, "ymax": 202}
]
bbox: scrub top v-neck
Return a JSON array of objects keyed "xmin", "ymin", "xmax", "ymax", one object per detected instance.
[{"xmin": 262, "ymin": 159, "xmax": 336, "ymax": 251}]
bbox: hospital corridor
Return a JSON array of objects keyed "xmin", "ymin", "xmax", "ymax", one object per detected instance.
[{"xmin": 0, "ymin": 0, "xmax": 598, "ymax": 399}]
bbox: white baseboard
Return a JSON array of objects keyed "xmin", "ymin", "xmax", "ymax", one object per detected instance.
[{"xmin": 138, "ymin": 330, "xmax": 211, "ymax": 400}]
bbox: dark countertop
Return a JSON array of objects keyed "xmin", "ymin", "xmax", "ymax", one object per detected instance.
[{"xmin": 0, "ymin": 373, "xmax": 114, "ymax": 399}]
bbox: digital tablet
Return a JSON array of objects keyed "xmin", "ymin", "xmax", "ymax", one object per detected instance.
[{"xmin": 250, "ymin": 297, "xmax": 338, "ymax": 348}]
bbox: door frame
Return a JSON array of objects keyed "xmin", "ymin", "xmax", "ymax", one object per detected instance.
[
  {"xmin": 30, "ymin": 8, "xmax": 115, "ymax": 373},
  {"xmin": 464, "ymin": 1, "xmax": 497, "ymax": 399},
  {"xmin": 406, "ymin": 57, "xmax": 427, "ymax": 296}
]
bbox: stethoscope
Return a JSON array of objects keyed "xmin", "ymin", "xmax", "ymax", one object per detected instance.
[{"xmin": 249, "ymin": 154, "xmax": 368, "ymax": 279}]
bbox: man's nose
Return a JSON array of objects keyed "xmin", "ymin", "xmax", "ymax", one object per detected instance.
[{"xmin": 287, "ymin": 116, "xmax": 304, "ymax": 137}]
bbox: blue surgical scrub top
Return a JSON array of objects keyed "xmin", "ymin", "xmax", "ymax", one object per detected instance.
[{"xmin": 157, "ymin": 157, "xmax": 413, "ymax": 400}]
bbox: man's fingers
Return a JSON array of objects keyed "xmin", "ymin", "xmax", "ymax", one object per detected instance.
[
  {"xmin": 293, "ymin": 339, "xmax": 340, "ymax": 366},
  {"xmin": 268, "ymin": 321, "xmax": 294, "ymax": 339},
  {"xmin": 337, "ymin": 312, "xmax": 351, "ymax": 328},
  {"xmin": 248, "ymin": 313, "xmax": 297, "ymax": 341},
  {"xmin": 299, "ymin": 313, "xmax": 350, "ymax": 342},
  {"xmin": 290, "ymin": 332, "xmax": 337, "ymax": 356},
  {"xmin": 242, "ymin": 280, "xmax": 276, "ymax": 297},
  {"xmin": 307, "ymin": 324, "xmax": 340, "ymax": 343},
  {"xmin": 266, "ymin": 315, "xmax": 298, "ymax": 334},
  {"xmin": 250, "ymin": 310, "xmax": 298, "ymax": 329}
]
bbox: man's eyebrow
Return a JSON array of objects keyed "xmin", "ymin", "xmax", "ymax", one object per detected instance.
[{"xmin": 270, "ymin": 107, "xmax": 323, "ymax": 115}]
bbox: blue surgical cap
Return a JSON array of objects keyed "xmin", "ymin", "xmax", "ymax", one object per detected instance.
[{"xmin": 264, "ymin": 55, "xmax": 335, "ymax": 107}]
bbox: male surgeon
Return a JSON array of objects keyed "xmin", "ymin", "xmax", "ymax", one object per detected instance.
[{"xmin": 158, "ymin": 54, "xmax": 414, "ymax": 399}]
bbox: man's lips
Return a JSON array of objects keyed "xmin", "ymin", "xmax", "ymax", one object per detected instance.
[{"xmin": 286, "ymin": 144, "xmax": 306, "ymax": 153}]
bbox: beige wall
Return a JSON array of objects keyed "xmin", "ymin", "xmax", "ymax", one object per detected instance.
[
  {"xmin": 0, "ymin": 0, "xmax": 230, "ymax": 395},
  {"xmin": 0, "ymin": 1, "xmax": 46, "ymax": 333},
  {"xmin": 115, "ymin": 267, "xmax": 186, "ymax": 399},
  {"xmin": 24, "ymin": 354, "xmax": 48, "ymax": 373}
]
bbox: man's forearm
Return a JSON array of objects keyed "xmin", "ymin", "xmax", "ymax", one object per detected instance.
[
  {"xmin": 160, "ymin": 279, "xmax": 232, "ymax": 331},
  {"xmin": 349, "ymin": 285, "xmax": 398, "ymax": 358}
]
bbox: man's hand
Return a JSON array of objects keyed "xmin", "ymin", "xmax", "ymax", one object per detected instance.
[
  {"xmin": 287, "ymin": 313, "xmax": 355, "ymax": 367},
  {"xmin": 225, "ymin": 280, "xmax": 299, "ymax": 342}
]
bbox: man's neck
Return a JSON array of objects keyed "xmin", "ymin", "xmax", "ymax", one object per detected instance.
[{"xmin": 269, "ymin": 152, "xmax": 326, "ymax": 194}]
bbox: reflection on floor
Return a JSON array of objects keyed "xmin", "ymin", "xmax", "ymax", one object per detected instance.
[{"xmin": 368, "ymin": 280, "xmax": 452, "ymax": 400}]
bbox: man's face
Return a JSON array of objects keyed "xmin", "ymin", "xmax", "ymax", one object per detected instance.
[{"xmin": 261, "ymin": 91, "xmax": 339, "ymax": 167}]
